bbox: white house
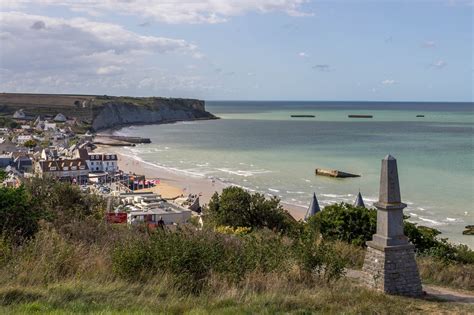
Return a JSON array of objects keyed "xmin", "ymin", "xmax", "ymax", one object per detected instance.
[
  {"xmin": 44, "ymin": 122, "xmax": 57, "ymax": 131},
  {"xmin": 87, "ymin": 153, "xmax": 118, "ymax": 173},
  {"xmin": 13, "ymin": 110, "xmax": 26, "ymax": 120},
  {"xmin": 16, "ymin": 135, "xmax": 32, "ymax": 145}
]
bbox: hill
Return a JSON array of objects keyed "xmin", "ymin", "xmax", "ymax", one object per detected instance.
[{"xmin": 0, "ymin": 93, "xmax": 215, "ymax": 131}]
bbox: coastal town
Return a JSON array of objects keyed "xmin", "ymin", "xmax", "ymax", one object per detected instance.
[{"xmin": 0, "ymin": 108, "xmax": 200, "ymax": 229}]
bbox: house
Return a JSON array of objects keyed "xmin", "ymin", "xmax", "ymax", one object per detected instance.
[
  {"xmin": 16, "ymin": 135, "xmax": 33, "ymax": 145},
  {"xmin": 40, "ymin": 148, "xmax": 59, "ymax": 160},
  {"xmin": 0, "ymin": 153, "xmax": 12, "ymax": 167},
  {"xmin": 54, "ymin": 113, "xmax": 67, "ymax": 122},
  {"xmin": 12, "ymin": 154, "xmax": 33, "ymax": 174},
  {"xmin": 36, "ymin": 159, "xmax": 89, "ymax": 184},
  {"xmin": 87, "ymin": 153, "xmax": 118, "ymax": 173},
  {"xmin": 115, "ymin": 192, "xmax": 192, "ymax": 226},
  {"xmin": 13, "ymin": 109, "xmax": 26, "ymax": 120},
  {"xmin": 44, "ymin": 122, "xmax": 57, "ymax": 131}
]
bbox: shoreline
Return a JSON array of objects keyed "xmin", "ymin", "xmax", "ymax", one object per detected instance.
[
  {"xmin": 95, "ymin": 116, "xmax": 220, "ymax": 134},
  {"xmin": 97, "ymin": 145, "xmax": 307, "ymax": 221}
]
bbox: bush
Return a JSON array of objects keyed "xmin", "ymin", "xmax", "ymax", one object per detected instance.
[
  {"xmin": 0, "ymin": 186, "xmax": 39, "ymax": 241},
  {"xmin": 310, "ymin": 203, "xmax": 474, "ymax": 264},
  {"xmin": 215, "ymin": 226, "xmax": 251, "ymax": 236},
  {"xmin": 206, "ymin": 186, "xmax": 295, "ymax": 234},
  {"xmin": 310, "ymin": 203, "xmax": 376, "ymax": 246},
  {"xmin": 23, "ymin": 177, "xmax": 106, "ymax": 225},
  {"xmin": 112, "ymin": 228, "xmax": 346, "ymax": 294}
]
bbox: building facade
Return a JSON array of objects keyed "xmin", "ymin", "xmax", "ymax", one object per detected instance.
[
  {"xmin": 87, "ymin": 153, "xmax": 118, "ymax": 173},
  {"xmin": 36, "ymin": 159, "xmax": 89, "ymax": 184}
]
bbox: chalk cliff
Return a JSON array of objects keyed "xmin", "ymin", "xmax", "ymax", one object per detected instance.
[
  {"xmin": 0, "ymin": 93, "xmax": 216, "ymax": 132},
  {"xmin": 91, "ymin": 98, "xmax": 216, "ymax": 131}
]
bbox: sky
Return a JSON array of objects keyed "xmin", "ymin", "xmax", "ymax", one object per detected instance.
[{"xmin": 0, "ymin": 0, "xmax": 472, "ymax": 101}]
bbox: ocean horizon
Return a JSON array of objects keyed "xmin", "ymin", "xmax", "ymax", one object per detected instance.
[{"xmin": 114, "ymin": 100, "xmax": 474, "ymax": 247}]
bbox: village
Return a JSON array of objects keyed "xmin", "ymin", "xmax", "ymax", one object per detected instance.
[{"xmin": 0, "ymin": 109, "xmax": 200, "ymax": 229}]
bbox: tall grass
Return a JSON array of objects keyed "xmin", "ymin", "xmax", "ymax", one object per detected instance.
[{"xmin": 1, "ymin": 222, "xmax": 473, "ymax": 314}]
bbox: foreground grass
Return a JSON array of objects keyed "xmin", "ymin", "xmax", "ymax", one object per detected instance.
[{"xmin": 1, "ymin": 278, "xmax": 472, "ymax": 315}]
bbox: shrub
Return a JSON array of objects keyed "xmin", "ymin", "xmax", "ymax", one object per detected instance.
[
  {"xmin": 0, "ymin": 170, "xmax": 6, "ymax": 182},
  {"xmin": 23, "ymin": 139, "xmax": 37, "ymax": 149},
  {"xmin": 311, "ymin": 203, "xmax": 376, "ymax": 246},
  {"xmin": 0, "ymin": 186, "xmax": 39, "ymax": 241},
  {"xmin": 311, "ymin": 203, "xmax": 474, "ymax": 264},
  {"xmin": 206, "ymin": 186, "xmax": 295, "ymax": 234},
  {"xmin": 23, "ymin": 177, "xmax": 106, "ymax": 225},
  {"xmin": 112, "ymin": 228, "xmax": 346, "ymax": 294},
  {"xmin": 215, "ymin": 226, "xmax": 251, "ymax": 236}
]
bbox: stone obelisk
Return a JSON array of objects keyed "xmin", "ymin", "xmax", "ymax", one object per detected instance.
[{"xmin": 362, "ymin": 155, "xmax": 423, "ymax": 296}]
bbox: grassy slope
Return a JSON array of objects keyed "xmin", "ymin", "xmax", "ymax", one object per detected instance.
[{"xmin": 1, "ymin": 278, "xmax": 472, "ymax": 314}]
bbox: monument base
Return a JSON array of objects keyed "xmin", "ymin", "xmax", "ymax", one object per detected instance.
[{"xmin": 362, "ymin": 242, "xmax": 423, "ymax": 297}]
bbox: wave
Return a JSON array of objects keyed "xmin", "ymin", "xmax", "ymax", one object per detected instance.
[
  {"xmin": 216, "ymin": 168, "xmax": 272, "ymax": 177},
  {"xmin": 418, "ymin": 216, "xmax": 443, "ymax": 226},
  {"xmin": 118, "ymin": 151, "xmax": 208, "ymax": 178},
  {"xmin": 268, "ymin": 188, "xmax": 280, "ymax": 193}
]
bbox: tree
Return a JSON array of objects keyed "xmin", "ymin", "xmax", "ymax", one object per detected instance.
[
  {"xmin": 206, "ymin": 186, "xmax": 294, "ymax": 233},
  {"xmin": 0, "ymin": 169, "xmax": 7, "ymax": 182},
  {"xmin": 23, "ymin": 177, "xmax": 106, "ymax": 225},
  {"xmin": 0, "ymin": 186, "xmax": 40, "ymax": 241},
  {"xmin": 311, "ymin": 203, "xmax": 377, "ymax": 246},
  {"xmin": 23, "ymin": 139, "xmax": 37, "ymax": 149}
]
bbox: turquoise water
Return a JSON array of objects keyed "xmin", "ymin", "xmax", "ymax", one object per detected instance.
[{"xmin": 115, "ymin": 101, "xmax": 474, "ymax": 246}]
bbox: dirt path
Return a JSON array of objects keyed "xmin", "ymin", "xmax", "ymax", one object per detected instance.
[{"xmin": 346, "ymin": 269, "xmax": 474, "ymax": 304}]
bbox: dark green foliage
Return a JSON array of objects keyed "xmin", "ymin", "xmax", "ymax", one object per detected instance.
[
  {"xmin": 206, "ymin": 186, "xmax": 295, "ymax": 233},
  {"xmin": 0, "ymin": 170, "xmax": 7, "ymax": 182},
  {"xmin": 311, "ymin": 203, "xmax": 376, "ymax": 246},
  {"xmin": 405, "ymin": 221, "xmax": 474, "ymax": 264},
  {"xmin": 0, "ymin": 186, "xmax": 39, "ymax": 241},
  {"xmin": 0, "ymin": 117, "xmax": 18, "ymax": 129},
  {"xmin": 23, "ymin": 177, "xmax": 106, "ymax": 225},
  {"xmin": 23, "ymin": 139, "xmax": 37, "ymax": 149},
  {"xmin": 0, "ymin": 178, "xmax": 106, "ymax": 243},
  {"xmin": 311, "ymin": 203, "xmax": 474, "ymax": 264}
]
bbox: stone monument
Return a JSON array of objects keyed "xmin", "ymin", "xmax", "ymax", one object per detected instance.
[{"xmin": 362, "ymin": 155, "xmax": 423, "ymax": 296}]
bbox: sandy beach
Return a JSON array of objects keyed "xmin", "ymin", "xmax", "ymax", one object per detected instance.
[{"xmin": 97, "ymin": 145, "xmax": 307, "ymax": 220}]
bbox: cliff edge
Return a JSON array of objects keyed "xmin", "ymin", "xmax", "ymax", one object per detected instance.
[
  {"xmin": 0, "ymin": 93, "xmax": 216, "ymax": 131},
  {"xmin": 91, "ymin": 97, "xmax": 216, "ymax": 131}
]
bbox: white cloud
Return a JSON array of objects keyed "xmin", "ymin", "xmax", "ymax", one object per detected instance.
[
  {"xmin": 431, "ymin": 59, "xmax": 447, "ymax": 69},
  {"xmin": 298, "ymin": 52, "xmax": 309, "ymax": 58},
  {"xmin": 312, "ymin": 64, "xmax": 331, "ymax": 72},
  {"xmin": 96, "ymin": 66, "xmax": 123, "ymax": 75},
  {"xmin": 422, "ymin": 40, "xmax": 436, "ymax": 48},
  {"xmin": 0, "ymin": 11, "xmax": 207, "ymax": 95},
  {"xmin": 2, "ymin": 0, "xmax": 312, "ymax": 24},
  {"xmin": 381, "ymin": 79, "xmax": 397, "ymax": 85}
]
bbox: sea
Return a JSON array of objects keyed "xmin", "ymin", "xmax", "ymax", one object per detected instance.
[{"xmin": 114, "ymin": 101, "xmax": 474, "ymax": 247}]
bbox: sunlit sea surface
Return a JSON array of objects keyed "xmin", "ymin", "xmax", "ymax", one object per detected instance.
[{"xmin": 114, "ymin": 101, "xmax": 474, "ymax": 246}]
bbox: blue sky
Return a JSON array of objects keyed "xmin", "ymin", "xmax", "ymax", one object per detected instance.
[{"xmin": 0, "ymin": 0, "xmax": 472, "ymax": 101}]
